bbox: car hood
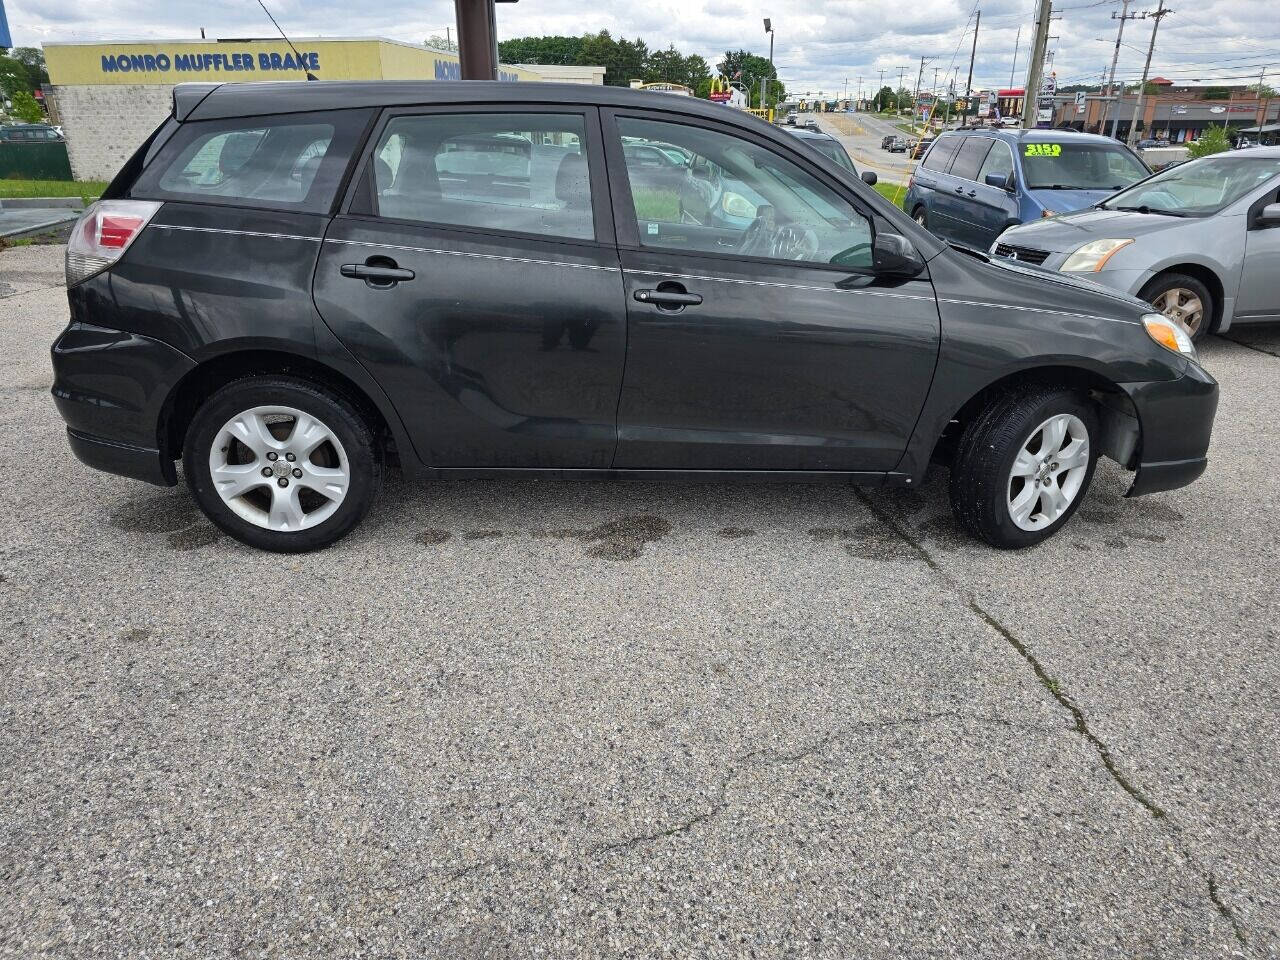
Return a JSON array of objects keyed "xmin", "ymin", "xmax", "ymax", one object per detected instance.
[
  {"xmin": 1025, "ymin": 187, "xmax": 1123, "ymax": 215},
  {"xmin": 955, "ymin": 245, "xmax": 1151, "ymax": 313},
  {"xmin": 998, "ymin": 205, "xmax": 1189, "ymax": 253}
]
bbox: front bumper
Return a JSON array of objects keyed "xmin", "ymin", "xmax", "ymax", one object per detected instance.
[
  {"xmin": 51, "ymin": 322, "xmax": 195, "ymax": 487},
  {"xmin": 1121, "ymin": 361, "xmax": 1219, "ymax": 497}
]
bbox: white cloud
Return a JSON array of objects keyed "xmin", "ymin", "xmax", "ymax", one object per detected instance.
[{"xmin": 8, "ymin": 0, "xmax": 1278, "ymax": 97}]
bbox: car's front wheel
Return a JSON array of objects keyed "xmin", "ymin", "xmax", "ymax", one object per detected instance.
[
  {"xmin": 183, "ymin": 376, "xmax": 382, "ymax": 552},
  {"xmin": 1139, "ymin": 272, "xmax": 1214, "ymax": 341},
  {"xmin": 949, "ymin": 386, "xmax": 1099, "ymax": 548}
]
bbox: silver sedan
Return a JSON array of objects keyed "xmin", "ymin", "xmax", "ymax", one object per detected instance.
[{"xmin": 991, "ymin": 148, "xmax": 1280, "ymax": 340}]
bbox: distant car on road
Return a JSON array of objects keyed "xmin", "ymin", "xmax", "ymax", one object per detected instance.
[
  {"xmin": 993, "ymin": 148, "xmax": 1280, "ymax": 341},
  {"xmin": 887, "ymin": 137, "xmax": 909, "ymax": 153},
  {"xmin": 881, "ymin": 135, "xmax": 897, "ymax": 150},
  {"xmin": 0, "ymin": 123, "xmax": 64, "ymax": 142},
  {"xmin": 910, "ymin": 136, "xmax": 935, "ymax": 159},
  {"xmin": 803, "ymin": 117, "xmax": 819, "ymax": 130},
  {"xmin": 905, "ymin": 128, "xmax": 1150, "ymax": 251}
]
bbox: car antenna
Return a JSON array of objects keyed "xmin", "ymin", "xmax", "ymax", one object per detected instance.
[{"xmin": 255, "ymin": 0, "xmax": 318, "ymax": 80}]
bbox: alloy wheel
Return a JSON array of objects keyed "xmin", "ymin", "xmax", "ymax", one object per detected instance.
[
  {"xmin": 208, "ymin": 406, "xmax": 350, "ymax": 532},
  {"xmin": 1006, "ymin": 413, "xmax": 1090, "ymax": 531},
  {"xmin": 1151, "ymin": 287, "xmax": 1204, "ymax": 335}
]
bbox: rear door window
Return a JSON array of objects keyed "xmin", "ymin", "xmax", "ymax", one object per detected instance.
[
  {"xmin": 130, "ymin": 109, "xmax": 372, "ymax": 213},
  {"xmin": 921, "ymin": 136, "xmax": 962, "ymax": 173},
  {"xmin": 949, "ymin": 137, "xmax": 994, "ymax": 182},
  {"xmin": 355, "ymin": 112, "xmax": 595, "ymax": 241}
]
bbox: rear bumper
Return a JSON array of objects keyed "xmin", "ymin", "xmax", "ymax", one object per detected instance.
[
  {"xmin": 66, "ymin": 428, "xmax": 175, "ymax": 486},
  {"xmin": 1122, "ymin": 361, "xmax": 1219, "ymax": 497},
  {"xmin": 51, "ymin": 322, "xmax": 194, "ymax": 487}
]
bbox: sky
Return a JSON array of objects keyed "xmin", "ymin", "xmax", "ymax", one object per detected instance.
[{"xmin": 6, "ymin": 0, "xmax": 1278, "ymax": 99}]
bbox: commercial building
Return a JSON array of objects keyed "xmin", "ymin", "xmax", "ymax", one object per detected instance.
[
  {"xmin": 43, "ymin": 38, "xmax": 598, "ymax": 181},
  {"xmin": 1052, "ymin": 80, "xmax": 1279, "ymax": 143}
]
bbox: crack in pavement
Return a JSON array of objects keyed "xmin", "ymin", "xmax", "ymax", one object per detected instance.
[
  {"xmin": 590, "ymin": 710, "xmax": 1048, "ymax": 857},
  {"xmin": 1218, "ymin": 335, "xmax": 1280, "ymax": 360},
  {"xmin": 851, "ymin": 488, "xmax": 1251, "ymax": 949}
]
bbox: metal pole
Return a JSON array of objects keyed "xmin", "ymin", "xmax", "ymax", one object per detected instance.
[
  {"xmin": 1022, "ymin": 0, "xmax": 1051, "ymax": 128},
  {"xmin": 1101, "ymin": 0, "xmax": 1137, "ymax": 138},
  {"xmin": 964, "ymin": 10, "xmax": 980, "ymax": 125},
  {"xmin": 897, "ymin": 66, "xmax": 907, "ymax": 113},
  {"xmin": 1127, "ymin": 0, "xmax": 1169, "ymax": 147},
  {"xmin": 1010, "ymin": 26, "xmax": 1021, "ymax": 87},
  {"xmin": 877, "ymin": 68, "xmax": 885, "ymax": 111},
  {"xmin": 455, "ymin": 0, "xmax": 500, "ymax": 81}
]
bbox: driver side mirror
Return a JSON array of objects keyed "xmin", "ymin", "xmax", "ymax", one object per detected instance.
[
  {"xmin": 861, "ymin": 170, "xmax": 878, "ymax": 186},
  {"xmin": 873, "ymin": 232, "xmax": 925, "ymax": 278},
  {"xmin": 1257, "ymin": 202, "xmax": 1280, "ymax": 227},
  {"xmin": 985, "ymin": 171, "xmax": 1016, "ymax": 192}
]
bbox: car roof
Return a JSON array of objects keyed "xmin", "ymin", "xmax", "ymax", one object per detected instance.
[
  {"xmin": 784, "ymin": 127, "xmax": 835, "ymax": 142},
  {"xmin": 940, "ymin": 127, "xmax": 1136, "ymax": 146}
]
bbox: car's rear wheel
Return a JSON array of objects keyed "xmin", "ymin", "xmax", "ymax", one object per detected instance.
[
  {"xmin": 1139, "ymin": 272, "xmax": 1214, "ymax": 341},
  {"xmin": 913, "ymin": 206, "xmax": 928, "ymax": 229},
  {"xmin": 183, "ymin": 376, "xmax": 382, "ymax": 552},
  {"xmin": 949, "ymin": 386, "xmax": 1099, "ymax": 548}
]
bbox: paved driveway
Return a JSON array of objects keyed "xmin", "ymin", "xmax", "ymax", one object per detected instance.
[{"xmin": 1, "ymin": 243, "xmax": 1277, "ymax": 958}]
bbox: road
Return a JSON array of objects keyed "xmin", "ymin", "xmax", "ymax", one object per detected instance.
[
  {"xmin": 2, "ymin": 242, "xmax": 1279, "ymax": 958},
  {"xmin": 817, "ymin": 111, "xmax": 921, "ymax": 186}
]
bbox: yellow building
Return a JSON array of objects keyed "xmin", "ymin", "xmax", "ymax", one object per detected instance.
[{"xmin": 43, "ymin": 37, "xmax": 584, "ymax": 181}]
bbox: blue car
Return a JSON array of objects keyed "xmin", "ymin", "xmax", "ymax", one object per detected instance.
[{"xmin": 904, "ymin": 129, "xmax": 1150, "ymax": 251}]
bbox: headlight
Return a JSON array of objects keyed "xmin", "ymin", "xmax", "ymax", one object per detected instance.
[
  {"xmin": 1061, "ymin": 238, "xmax": 1133, "ymax": 273},
  {"xmin": 1143, "ymin": 313, "xmax": 1197, "ymax": 361},
  {"xmin": 721, "ymin": 191, "xmax": 757, "ymax": 219}
]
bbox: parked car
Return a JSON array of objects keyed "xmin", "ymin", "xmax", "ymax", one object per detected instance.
[
  {"xmin": 904, "ymin": 128, "xmax": 1150, "ymax": 251},
  {"xmin": 53, "ymin": 80, "xmax": 1216, "ymax": 552},
  {"xmin": 783, "ymin": 126, "xmax": 876, "ymax": 184},
  {"xmin": 993, "ymin": 148, "xmax": 1280, "ymax": 340},
  {"xmin": 0, "ymin": 123, "xmax": 64, "ymax": 142}
]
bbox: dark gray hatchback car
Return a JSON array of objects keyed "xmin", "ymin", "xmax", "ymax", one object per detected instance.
[{"xmin": 53, "ymin": 81, "xmax": 1217, "ymax": 552}]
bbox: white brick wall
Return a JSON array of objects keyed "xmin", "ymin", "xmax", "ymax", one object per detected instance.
[{"xmin": 52, "ymin": 85, "xmax": 174, "ymax": 182}]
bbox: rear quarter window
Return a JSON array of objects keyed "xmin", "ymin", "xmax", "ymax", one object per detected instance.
[{"xmin": 129, "ymin": 109, "xmax": 373, "ymax": 213}]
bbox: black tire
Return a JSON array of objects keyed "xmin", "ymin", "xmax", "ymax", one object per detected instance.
[
  {"xmin": 949, "ymin": 385, "xmax": 1099, "ymax": 549},
  {"xmin": 1138, "ymin": 272, "xmax": 1215, "ymax": 342},
  {"xmin": 912, "ymin": 206, "xmax": 928, "ymax": 229},
  {"xmin": 182, "ymin": 376, "xmax": 382, "ymax": 553}
]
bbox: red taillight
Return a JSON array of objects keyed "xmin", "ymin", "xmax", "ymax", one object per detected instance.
[
  {"xmin": 908, "ymin": 174, "xmax": 915, "ymax": 190},
  {"xmin": 97, "ymin": 215, "xmax": 145, "ymax": 248},
  {"xmin": 66, "ymin": 200, "xmax": 162, "ymax": 286}
]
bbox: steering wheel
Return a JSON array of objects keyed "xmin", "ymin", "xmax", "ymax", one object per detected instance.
[{"xmin": 771, "ymin": 225, "xmax": 820, "ymax": 262}]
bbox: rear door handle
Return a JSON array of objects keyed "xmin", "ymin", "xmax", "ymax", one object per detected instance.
[{"xmin": 634, "ymin": 288, "xmax": 703, "ymax": 308}]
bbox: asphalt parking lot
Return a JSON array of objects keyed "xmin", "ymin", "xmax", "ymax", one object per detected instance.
[{"xmin": 2, "ymin": 241, "xmax": 1278, "ymax": 959}]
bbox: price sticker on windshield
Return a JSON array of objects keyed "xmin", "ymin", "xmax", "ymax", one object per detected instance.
[{"xmin": 1025, "ymin": 143, "xmax": 1063, "ymax": 157}]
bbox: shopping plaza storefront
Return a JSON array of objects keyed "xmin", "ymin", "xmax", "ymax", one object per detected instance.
[{"xmin": 43, "ymin": 38, "xmax": 592, "ymax": 181}]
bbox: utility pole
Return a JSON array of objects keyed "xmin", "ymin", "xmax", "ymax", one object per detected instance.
[
  {"xmin": 963, "ymin": 9, "xmax": 980, "ymax": 126},
  {"xmin": 1010, "ymin": 26, "xmax": 1021, "ymax": 87},
  {"xmin": 1021, "ymin": 0, "xmax": 1052, "ymax": 129},
  {"xmin": 1126, "ymin": 0, "xmax": 1170, "ymax": 146},
  {"xmin": 1255, "ymin": 65, "xmax": 1268, "ymax": 137},
  {"xmin": 897, "ymin": 65, "xmax": 908, "ymax": 113},
  {"xmin": 877, "ymin": 68, "xmax": 885, "ymax": 111},
  {"xmin": 1100, "ymin": 0, "xmax": 1140, "ymax": 138}
]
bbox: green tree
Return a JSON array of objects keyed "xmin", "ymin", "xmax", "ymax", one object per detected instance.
[
  {"xmin": 1187, "ymin": 124, "xmax": 1231, "ymax": 158},
  {"xmin": 424, "ymin": 35, "xmax": 457, "ymax": 52},
  {"xmin": 874, "ymin": 85, "xmax": 895, "ymax": 110},
  {"xmin": 9, "ymin": 47, "xmax": 49, "ymax": 86},
  {"xmin": 715, "ymin": 50, "xmax": 784, "ymax": 108},
  {"xmin": 1248, "ymin": 82, "xmax": 1277, "ymax": 99},
  {"xmin": 577, "ymin": 31, "xmax": 650, "ymax": 86},
  {"xmin": 8, "ymin": 89, "xmax": 43, "ymax": 123},
  {"xmin": 497, "ymin": 35, "xmax": 584, "ymax": 66}
]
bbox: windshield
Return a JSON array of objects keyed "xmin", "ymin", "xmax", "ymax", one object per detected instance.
[
  {"xmin": 1020, "ymin": 141, "xmax": 1148, "ymax": 190},
  {"xmin": 808, "ymin": 138, "xmax": 856, "ymax": 173},
  {"xmin": 1102, "ymin": 155, "xmax": 1280, "ymax": 216}
]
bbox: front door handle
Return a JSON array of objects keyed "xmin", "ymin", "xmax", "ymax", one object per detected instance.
[
  {"xmin": 634, "ymin": 288, "xmax": 703, "ymax": 308},
  {"xmin": 340, "ymin": 258, "xmax": 415, "ymax": 287},
  {"xmin": 954, "ymin": 186, "xmax": 966, "ymax": 194}
]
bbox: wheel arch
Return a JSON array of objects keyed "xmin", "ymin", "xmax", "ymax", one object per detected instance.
[
  {"xmin": 159, "ymin": 348, "xmax": 411, "ymax": 472},
  {"xmin": 1139, "ymin": 262, "xmax": 1226, "ymax": 333},
  {"xmin": 925, "ymin": 363, "xmax": 1139, "ymax": 472}
]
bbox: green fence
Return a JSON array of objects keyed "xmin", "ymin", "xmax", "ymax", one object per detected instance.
[{"xmin": 0, "ymin": 142, "xmax": 74, "ymax": 182}]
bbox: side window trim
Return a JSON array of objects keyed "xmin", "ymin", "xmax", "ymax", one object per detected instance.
[
  {"xmin": 336, "ymin": 103, "xmax": 615, "ymax": 249},
  {"xmin": 600, "ymin": 106, "xmax": 880, "ymax": 254}
]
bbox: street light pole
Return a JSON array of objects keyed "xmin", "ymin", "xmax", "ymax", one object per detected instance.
[{"xmin": 763, "ymin": 18, "xmax": 774, "ymax": 112}]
